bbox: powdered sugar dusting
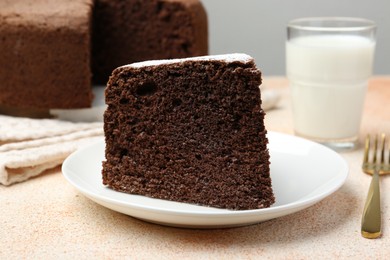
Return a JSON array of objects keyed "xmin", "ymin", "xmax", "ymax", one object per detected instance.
[{"xmin": 121, "ymin": 53, "xmax": 253, "ymax": 69}]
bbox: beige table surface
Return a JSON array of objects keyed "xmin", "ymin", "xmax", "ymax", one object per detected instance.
[{"xmin": 1, "ymin": 77, "xmax": 390, "ymax": 259}]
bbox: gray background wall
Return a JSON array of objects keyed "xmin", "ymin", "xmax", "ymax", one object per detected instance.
[{"xmin": 201, "ymin": 0, "xmax": 389, "ymax": 76}]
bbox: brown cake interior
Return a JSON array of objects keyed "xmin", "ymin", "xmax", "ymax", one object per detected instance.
[{"xmin": 103, "ymin": 57, "xmax": 274, "ymax": 210}]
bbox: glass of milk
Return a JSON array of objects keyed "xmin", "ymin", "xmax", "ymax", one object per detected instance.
[{"xmin": 286, "ymin": 17, "xmax": 376, "ymax": 150}]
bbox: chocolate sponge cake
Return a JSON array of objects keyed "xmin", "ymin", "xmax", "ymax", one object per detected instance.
[{"xmin": 102, "ymin": 54, "xmax": 274, "ymax": 210}]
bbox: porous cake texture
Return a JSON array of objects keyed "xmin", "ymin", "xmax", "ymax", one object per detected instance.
[{"xmin": 103, "ymin": 54, "xmax": 274, "ymax": 210}]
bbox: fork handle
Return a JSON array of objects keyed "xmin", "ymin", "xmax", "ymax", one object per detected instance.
[{"xmin": 361, "ymin": 170, "xmax": 381, "ymax": 239}]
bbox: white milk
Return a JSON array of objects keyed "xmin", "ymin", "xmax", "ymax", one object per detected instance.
[{"xmin": 286, "ymin": 35, "xmax": 375, "ymax": 140}]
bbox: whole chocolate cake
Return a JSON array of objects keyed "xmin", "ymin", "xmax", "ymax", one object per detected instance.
[
  {"xmin": 103, "ymin": 53, "xmax": 274, "ymax": 210},
  {"xmin": 0, "ymin": 0, "xmax": 208, "ymax": 110}
]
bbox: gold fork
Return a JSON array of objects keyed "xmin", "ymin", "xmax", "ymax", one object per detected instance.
[{"xmin": 361, "ymin": 133, "xmax": 390, "ymax": 239}]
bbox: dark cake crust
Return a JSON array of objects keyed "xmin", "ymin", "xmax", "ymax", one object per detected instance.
[{"xmin": 103, "ymin": 55, "xmax": 274, "ymax": 210}]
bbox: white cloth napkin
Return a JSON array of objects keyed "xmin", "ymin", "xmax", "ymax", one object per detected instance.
[{"xmin": 0, "ymin": 115, "xmax": 103, "ymax": 185}]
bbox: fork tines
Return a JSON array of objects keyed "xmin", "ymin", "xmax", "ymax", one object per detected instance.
[{"xmin": 363, "ymin": 134, "xmax": 390, "ymax": 174}]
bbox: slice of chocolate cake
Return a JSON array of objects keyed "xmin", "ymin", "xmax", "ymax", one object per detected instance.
[{"xmin": 103, "ymin": 53, "xmax": 274, "ymax": 210}]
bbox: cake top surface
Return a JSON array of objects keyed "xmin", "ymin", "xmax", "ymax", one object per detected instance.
[{"xmin": 121, "ymin": 53, "xmax": 254, "ymax": 69}]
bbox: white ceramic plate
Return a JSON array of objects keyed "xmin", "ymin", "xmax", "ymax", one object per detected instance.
[{"xmin": 62, "ymin": 131, "xmax": 348, "ymax": 228}]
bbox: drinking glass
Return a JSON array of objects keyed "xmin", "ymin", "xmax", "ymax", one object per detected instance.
[{"xmin": 286, "ymin": 17, "xmax": 376, "ymax": 150}]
